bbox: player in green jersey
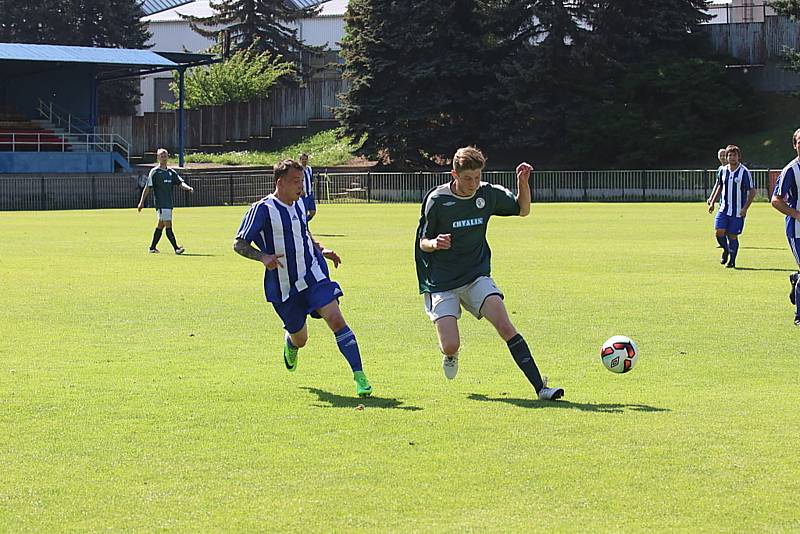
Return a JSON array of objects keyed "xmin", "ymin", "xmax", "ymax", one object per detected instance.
[
  {"xmin": 415, "ymin": 146, "xmax": 564, "ymax": 400},
  {"xmin": 137, "ymin": 148, "xmax": 194, "ymax": 254}
]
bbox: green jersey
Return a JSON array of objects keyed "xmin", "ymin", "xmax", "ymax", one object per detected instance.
[
  {"xmin": 415, "ymin": 181, "xmax": 520, "ymax": 293},
  {"xmin": 147, "ymin": 167, "xmax": 184, "ymax": 209}
]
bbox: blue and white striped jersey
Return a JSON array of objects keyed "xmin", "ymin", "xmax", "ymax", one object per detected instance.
[
  {"xmin": 717, "ymin": 164, "xmax": 753, "ymax": 217},
  {"xmin": 236, "ymin": 195, "xmax": 329, "ymax": 303},
  {"xmin": 303, "ymin": 165, "xmax": 314, "ymax": 198},
  {"xmin": 774, "ymin": 158, "xmax": 800, "ymax": 238}
]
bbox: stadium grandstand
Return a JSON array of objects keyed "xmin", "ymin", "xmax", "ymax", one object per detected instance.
[{"xmin": 0, "ymin": 43, "xmax": 215, "ymax": 174}]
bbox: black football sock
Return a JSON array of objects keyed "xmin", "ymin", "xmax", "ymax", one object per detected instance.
[
  {"xmin": 150, "ymin": 228, "xmax": 163, "ymax": 250},
  {"xmin": 507, "ymin": 334, "xmax": 544, "ymax": 392},
  {"xmin": 728, "ymin": 238, "xmax": 739, "ymax": 263},
  {"xmin": 165, "ymin": 228, "xmax": 179, "ymax": 249}
]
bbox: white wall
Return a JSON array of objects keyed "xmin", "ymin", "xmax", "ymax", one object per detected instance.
[{"xmin": 139, "ymin": 1, "xmax": 346, "ymax": 114}]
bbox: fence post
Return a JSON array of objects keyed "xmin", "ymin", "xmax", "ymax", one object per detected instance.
[
  {"xmin": 582, "ymin": 170, "xmax": 588, "ymax": 201},
  {"xmin": 705, "ymin": 170, "xmax": 710, "ymax": 199},
  {"xmin": 91, "ymin": 176, "xmax": 97, "ymax": 209},
  {"xmin": 418, "ymin": 171, "xmax": 424, "ymax": 203},
  {"xmin": 640, "ymin": 169, "xmax": 647, "ymax": 201},
  {"xmin": 40, "ymin": 177, "xmax": 47, "ymax": 210},
  {"xmin": 229, "ymin": 175, "xmax": 234, "ymax": 205},
  {"xmin": 367, "ymin": 171, "xmax": 372, "ymax": 203}
]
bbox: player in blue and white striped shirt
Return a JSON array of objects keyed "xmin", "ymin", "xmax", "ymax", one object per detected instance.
[
  {"xmin": 707, "ymin": 145, "xmax": 755, "ymax": 269},
  {"xmin": 299, "ymin": 153, "xmax": 316, "ymax": 221},
  {"xmin": 770, "ymin": 128, "xmax": 800, "ymax": 326},
  {"xmin": 233, "ymin": 159, "xmax": 372, "ymax": 396}
]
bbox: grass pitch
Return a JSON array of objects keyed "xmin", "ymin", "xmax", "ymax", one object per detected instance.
[{"xmin": 1, "ymin": 202, "xmax": 798, "ymax": 532}]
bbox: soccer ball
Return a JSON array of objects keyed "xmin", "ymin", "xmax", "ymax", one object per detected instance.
[{"xmin": 600, "ymin": 335, "xmax": 638, "ymax": 373}]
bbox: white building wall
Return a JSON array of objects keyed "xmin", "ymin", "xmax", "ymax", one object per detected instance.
[{"xmin": 138, "ymin": 1, "xmax": 346, "ymax": 114}]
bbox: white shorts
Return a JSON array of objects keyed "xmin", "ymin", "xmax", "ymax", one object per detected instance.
[
  {"xmin": 156, "ymin": 208, "xmax": 173, "ymax": 221},
  {"xmin": 423, "ymin": 276, "xmax": 503, "ymax": 322}
]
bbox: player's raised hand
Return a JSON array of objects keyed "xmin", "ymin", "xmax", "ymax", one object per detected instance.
[
  {"xmin": 435, "ymin": 234, "xmax": 452, "ymax": 250},
  {"xmin": 262, "ymin": 253, "xmax": 284, "ymax": 270},
  {"xmin": 516, "ymin": 162, "xmax": 533, "ymax": 182},
  {"xmin": 323, "ymin": 248, "xmax": 341, "ymax": 268}
]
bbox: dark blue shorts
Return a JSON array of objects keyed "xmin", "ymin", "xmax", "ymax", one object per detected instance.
[
  {"xmin": 304, "ymin": 194, "xmax": 317, "ymax": 213},
  {"xmin": 272, "ymin": 278, "xmax": 343, "ymax": 334},
  {"xmin": 788, "ymin": 236, "xmax": 800, "ymax": 266},
  {"xmin": 715, "ymin": 212, "xmax": 745, "ymax": 235}
]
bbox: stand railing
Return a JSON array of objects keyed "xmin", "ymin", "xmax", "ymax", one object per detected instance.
[{"xmin": 0, "ymin": 132, "xmax": 130, "ymax": 159}]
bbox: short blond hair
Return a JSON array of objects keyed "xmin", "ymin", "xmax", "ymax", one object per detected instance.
[
  {"xmin": 452, "ymin": 146, "xmax": 486, "ymax": 173},
  {"xmin": 717, "ymin": 148, "xmax": 727, "ymax": 158},
  {"xmin": 156, "ymin": 148, "xmax": 169, "ymax": 157},
  {"xmin": 793, "ymin": 128, "xmax": 800, "ymax": 147},
  {"xmin": 725, "ymin": 144, "xmax": 741, "ymax": 159}
]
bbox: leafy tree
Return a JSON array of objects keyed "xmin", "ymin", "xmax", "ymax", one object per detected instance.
[
  {"xmin": 771, "ymin": 0, "xmax": 800, "ymax": 71},
  {"xmin": 338, "ymin": 0, "xmax": 490, "ymax": 167},
  {"xmin": 165, "ymin": 48, "xmax": 296, "ymax": 109},
  {"xmin": 486, "ymin": 0, "xmax": 588, "ymax": 157},
  {"xmin": 184, "ymin": 0, "xmax": 320, "ymax": 58}
]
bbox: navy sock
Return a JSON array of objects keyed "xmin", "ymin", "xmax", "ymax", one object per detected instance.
[
  {"xmin": 165, "ymin": 228, "xmax": 179, "ymax": 249},
  {"xmin": 150, "ymin": 228, "xmax": 162, "ymax": 249},
  {"xmin": 507, "ymin": 334, "xmax": 544, "ymax": 392},
  {"xmin": 728, "ymin": 238, "xmax": 739, "ymax": 262},
  {"xmin": 335, "ymin": 326, "xmax": 363, "ymax": 372},
  {"xmin": 716, "ymin": 235, "xmax": 728, "ymax": 252},
  {"xmin": 795, "ymin": 283, "xmax": 800, "ymax": 318}
]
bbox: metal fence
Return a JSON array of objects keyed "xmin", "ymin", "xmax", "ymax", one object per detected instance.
[{"xmin": 0, "ymin": 169, "xmax": 775, "ymax": 211}]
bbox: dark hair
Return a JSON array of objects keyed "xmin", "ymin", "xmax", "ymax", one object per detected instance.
[{"xmin": 274, "ymin": 159, "xmax": 303, "ymax": 180}]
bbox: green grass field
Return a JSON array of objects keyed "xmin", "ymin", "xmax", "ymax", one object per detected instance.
[{"xmin": 1, "ymin": 202, "xmax": 799, "ymax": 532}]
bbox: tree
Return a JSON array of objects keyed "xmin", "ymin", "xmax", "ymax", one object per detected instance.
[
  {"xmin": 338, "ymin": 0, "xmax": 491, "ymax": 167},
  {"xmin": 561, "ymin": 0, "xmax": 756, "ymax": 168},
  {"xmin": 770, "ymin": 0, "xmax": 800, "ymax": 71},
  {"xmin": 184, "ymin": 0, "xmax": 320, "ymax": 58},
  {"xmin": 165, "ymin": 48, "xmax": 296, "ymax": 109},
  {"xmin": 485, "ymin": 0, "xmax": 589, "ymax": 157}
]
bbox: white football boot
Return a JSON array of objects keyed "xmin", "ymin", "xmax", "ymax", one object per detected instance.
[
  {"xmin": 442, "ymin": 354, "xmax": 459, "ymax": 380},
  {"xmin": 538, "ymin": 376, "xmax": 564, "ymax": 401}
]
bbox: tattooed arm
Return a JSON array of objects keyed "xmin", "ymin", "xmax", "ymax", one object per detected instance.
[{"xmin": 233, "ymin": 238, "xmax": 284, "ymax": 270}]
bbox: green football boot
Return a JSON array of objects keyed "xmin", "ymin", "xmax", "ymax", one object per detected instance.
[
  {"xmin": 283, "ymin": 337, "xmax": 298, "ymax": 372},
  {"xmin": 353, "ymin": 370, "xmax": 372, "ymax": 397}
]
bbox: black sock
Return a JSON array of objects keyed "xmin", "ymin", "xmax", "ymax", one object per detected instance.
[
  {"xmin": 165, "ymin": 228, "xmax": 179, "ymax": 249},
  {"xmin": 507, "ymin": 334, "xmax": 544, "ymax": 391},
  {"xmin": 150, "ymin": 228, "xmax": 162, "ymax": 250}
]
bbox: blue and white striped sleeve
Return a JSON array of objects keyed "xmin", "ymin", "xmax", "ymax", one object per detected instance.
[
  {"xmin": 776, "ymin": 167, "xmax": 796, "ymax": 198},
  {"xmin": 742, "ymin": 168, "xmax": 753, "ymax": 191},
  {"xmin": 236, "ymin": 202, "xmax": 268, "ymax": 243}
]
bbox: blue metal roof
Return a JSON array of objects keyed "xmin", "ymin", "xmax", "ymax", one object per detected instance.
[
  {"xmin": 139, "ymin": 0, "xmax": 194, "ymax": 16},
  {"xmin": 0, "ymin": 43, "xmax": 177, "ymax": 67},
  {"xmin": 287, "ymin": 0, "xmax": 327, "ymax": 9}
]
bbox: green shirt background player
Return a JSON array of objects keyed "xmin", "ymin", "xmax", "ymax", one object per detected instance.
[
  {"xmin": 137, "ymin": 148, "xmax": 194, "ymax": 254},
  {"xmin": 415, "ymin": 146, "xmax": 564, "ymax": 401}
]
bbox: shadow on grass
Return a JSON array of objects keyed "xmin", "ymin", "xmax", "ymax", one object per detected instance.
[
  {"xmin": 302, "ymin": 387, "xmax": 422, "ymax": 411},
  {"xmin": 733, "ymin": 267, "xmax": 796, "ymax": 272},
  {"xmin": 468, "ymin": 393, "xmax": 670, "ymax": 413},
  {"xmin": 313, "ymin": 234, "xmax": 346, "ymax": 238},
  {"xmin": 177, "ymin": 253, "xmax": 219, "ymax": 257},
  {"xmin": 741, "ymin": 246, "xmax": 786, "ymax": 251}
]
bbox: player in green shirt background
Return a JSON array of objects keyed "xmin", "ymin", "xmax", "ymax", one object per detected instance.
[
  {"xmin": 137, "ymin": 148, "xmax": 194, "ymax": 254},
  {"xmin": 415, "ymin": 146, "xmax": 564, "ymax": 400}
]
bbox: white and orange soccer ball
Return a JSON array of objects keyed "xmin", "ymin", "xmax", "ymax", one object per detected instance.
[{"xmin": 600, "ymin": 335, "xmax": 639, "ymax": 373}]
